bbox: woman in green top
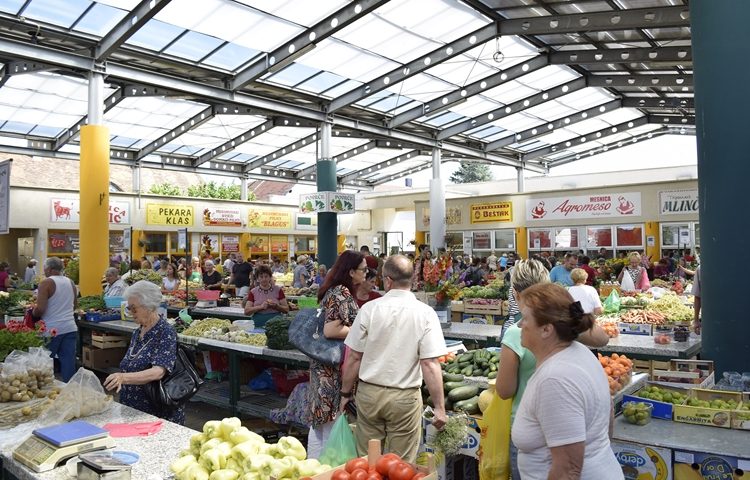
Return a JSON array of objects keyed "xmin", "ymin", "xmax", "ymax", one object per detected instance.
[{"xmin": 497, "ymin": 259, "xmax": 610, "ymax": 479}]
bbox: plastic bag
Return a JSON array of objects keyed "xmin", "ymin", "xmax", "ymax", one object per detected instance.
[
  {"xmin": 0, "ymin": 348, "xmax": 55, "ymax": 403},
  {"xmin": 319, "ymin": 414, "xmax": 358, "ymax": 467},
  {"xmin": 477, "ymin": 392, "xmax": 511, "ymax": 480},
  {"xmin": 603, "ymin": 289, "xmax": 621, "ymax": 314},
  {"xmin": 249, "ymin": 368, "xmax": 275, "ymax": 391},
  {"xmin": 36, "ymin": 367, "xmax": 112, "ymax": 424},
  {"xmin": 620, "ymin": 271, "xmax": 636, "ymax": 292}
]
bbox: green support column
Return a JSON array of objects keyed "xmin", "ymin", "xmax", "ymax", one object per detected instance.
[
  {"xmin": 691, "ymin": 1, "xmax": 750, "ymax": 376},
  {"xmin": 317, "ymin": 122, "xmax": 337, "ymax": 268}
]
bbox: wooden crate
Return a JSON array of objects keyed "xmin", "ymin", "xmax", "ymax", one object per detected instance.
[
  {"xmin": 463, "ymin": 300, "xmax": 503, "ymax": 315},
  {"xmin": 91, "ymin": 332, "xmax": 129, "ymax": 349},
  {"xmin": 312, "ymin": 439, "xmax": 436, "ymax": 480}
]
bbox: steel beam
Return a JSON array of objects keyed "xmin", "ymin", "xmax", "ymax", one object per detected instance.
[
  {"xmin": 137, "ymin": 106, "xmax": 216, "ymax": 160},
  {"xmin": 94, "ymin": 0, "xmax": 172, "ymax": 61},
  {"xmin": 498, "ymin": 6, "xmax": 689, "ymax": 36},
  {"xmin": 5, "ymin": 60, "xmax": 57, "ymax": 75},
  {"xmin": 371, "ymin": 161, "xmax": 432, "ymax": 186},
  {"xmin": 549, "ymin": 46, "xmax": 692, "ymax": 65},
  {"xmin": 622, "ymin": 97, "xmax": 694, "ymax": 109},
  {"xmin": 243, "ymin": 132, "xmax": 318, "ymax": 173},
  {"xmin": 272, "ymin": 117, "xmax": 320, "ymax": 128},
  {"xmin": 587, "ymin": 74, "xmax": 692, "ymax": 88},
  {"xmin": 329, "ymin": 22, "xmax": 498, "ymax": 113},
  {"xmin": 196, "ymin": 119, "xmax": 275, "ymax": 167},
  {"xmin": 296, "ymin": 140, "xmax": 379, "ymax": 180},
  {"xmin": 438, "ymin": 77, "xmax": 587, "ymax": 140},
  {"xmin": 523, "ymin": 116, "xmax": 649, "ymax": 161},
  {"xmin": 486, "ymin": 99, "xmax": 622, "ymax": 152},
  {"xmin": 647, "ymin": 114, "xmax": 695, "ymax": 126},
  {"xmin": 390, "ymin": 55, "xmax": 549, "ymax": 128},
  {"xmin": 231, "ymin": 0, "xmax": 388, "ymax": 90},
  {"xmin": 53, "ymin": 88, "xmax": 125, "ymax": 150},
  {"xmin": 339, "ymin": 149, "xmax": 421, "ymax": 184}
]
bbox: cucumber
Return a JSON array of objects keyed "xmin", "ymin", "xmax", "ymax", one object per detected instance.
[
  {"xmin": 457, "ymin": 352, "xmax": 475, "ymax": 363},
  {"xmin": 453, "ymin": 396, "xmax": 480, "ymax": 414},
  {"xmin": 448, "ymin": 385, "xmax": 480, "ymax": 402},
  {"xmin": 443, "ymin": 372, "xmax": 465, "ymax": 383},
  {"xmin": 444, "ymin": 381, "xmax": 470, "ymax": 392},
  {"xmin": 461, "ymin": 366, "xmax": 474, "ymax": 376},
  {"xmin": 487, "ymin": 371, "xmax": 497, "ymax": 379},
  {"xmin": 447, "ymin": 367, "xmax": 461, "ymax": 374},
  {"xmin": 458, "ymin": 361, "xmax": 471, "ymax": 369}
]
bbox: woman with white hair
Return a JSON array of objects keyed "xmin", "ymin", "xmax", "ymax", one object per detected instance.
[
  {"xmin": 202, "ymin": 259, "xmax": 222, "ymax": 290},
  {"xmin": 104, "ymin": 281, "xmax": 184, "ymax": 423},
  {"xmin": 24, "ymin": 259, "xmax": 38, "ymax": 284}
]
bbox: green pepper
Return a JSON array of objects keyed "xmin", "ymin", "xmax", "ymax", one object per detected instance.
[{"xmin": 276, "ymin": 436, "xmax": 306, "ymax": 461}]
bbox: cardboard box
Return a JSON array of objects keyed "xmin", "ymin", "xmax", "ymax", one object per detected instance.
[
  {"xmin": 673, "ymin": 450, "xmax": 750, "ymax": 479},
  {"xmin": 653, "ymin": 360, "xmax": 715, "ymax": 388},
  {"xmin": 672, "ymin": 389, "xmax": 742, "ymax": 429},
  {"xmin": 622, "ymin": 383, "xmax": 688, "ymax": 420},
  {"xmin": 423, "ymin": 414, "xmax": 480, "ymax": 459},
  {"xmin": 611, "ymin": 440, "xmax": 673, "ymax": 480},
  {"xmin": 82, "ymin": 345, "xmax": 127, "ymax": 370},
  {"xmin": 91, "ymin": 332, "xmax": 129, "ymax": 349}
]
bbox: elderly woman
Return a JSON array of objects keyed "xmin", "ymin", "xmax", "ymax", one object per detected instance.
[
  {"xmin": 568, "ymin": 268, "xmax": 603, "ymax": 316},
  {"xmin": 103, "ymin": 267, "xmax": 127, "ymax": 297},
  {"xmin": 24, "ymin": 259, "xmax": 38, "ymax": 284},
  {"xmin": 202, "ymin": 260, "xmax": 223, "ymax": 290},
  {"xmin": 617, "ymin": 252, "xmax": 650, "ymax": 292},
  {"xmin": 243, "ymin": 265, "xmax": 289, "ymax": 328},
  {"xmin": 512, "ymin": 283, "xmax": 622, "ymax": 479},
  {"xmin": 103, "ymin": 281, "xmax": 183, "ymax": 424}
]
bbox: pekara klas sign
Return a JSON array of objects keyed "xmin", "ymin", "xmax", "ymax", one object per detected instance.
[
  {"xmin": 201, "ymin": 207, "xmax": 242, "ymax": 226},
  {"xmin": 659, "ymin": 189, "xmax": 699, "ymax": 215},
  {"xmin": 526, "ymin": 192, "xmax": 641, "ymax": 221},
  {"xmin": 146, "ymin": 204, "xmax": 194, "ymax": 226},
  {"xmin": 50, "ymin": 198, "xmax": 130, "ymax": 224},
  {"xmin": 471, "ymin": 201, "xmax": 513, "ymax": 223},
  {"xmin": 248, "ymin": 209, "xmax": 292, "ymax": 229}
]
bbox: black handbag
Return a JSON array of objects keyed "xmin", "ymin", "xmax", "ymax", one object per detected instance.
[
  {"xmin": 288, "ymin": 308, "xmax": 345, "ymax": 365},
  {"xmin": 146, "ymin": 344, "xmax": 204, "ymax": 412}
]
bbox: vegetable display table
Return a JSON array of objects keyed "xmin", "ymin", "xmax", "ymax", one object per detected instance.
[
  {"xmin": 596, "ymin": 334, "xmax": 702, "ymax": 360},
  {"xmin": 0, "ymin": 402, "xmax": 196, "ymax": 480},
  {"xmin": 442, "ymin": 323, "xmax": 503, "ymax": 346}
]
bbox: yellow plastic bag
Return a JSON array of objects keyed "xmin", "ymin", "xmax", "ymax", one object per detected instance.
[{"xmin": 477, "ymin": 392, "xmax": 512, "ymax": 480}]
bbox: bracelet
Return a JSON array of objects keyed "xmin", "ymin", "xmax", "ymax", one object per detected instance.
[{"xmin": 340, "ymin": 390, "xmax": 353, "ymax": 398}]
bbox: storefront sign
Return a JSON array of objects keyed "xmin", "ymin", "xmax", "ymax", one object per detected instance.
[
  {"xmin": 49, "ymin": 232, "xmax": 79, "ymax": 254},
  {"xmin": 50, "ymin": 198, "xmax": 130, "ymax": 224},
  {"xmin": 471, "ymin": 202, "xmax": 513, "ymax": 223},
  {"xmin": 146, "ymin": 204, "xmax": 193, "ymax": 226},
  {"xmin": 659, "ymin": 189, "xmax": 699, "ymax": 215},
  {"xmin": 299, "ymin": 193, "xmax": 327, "ymax": 213},
  {"xmin": 248, "ymin": 210, "xmax": 292, "ymax": 229},
  {"xmin": 329, "ymin": 193, "xmax": 355, "ymax": 214},
  {"xmin": 526, "ymin": 192, "xmax": 641, "ymax": 221},
  {"xmin": 422, "ymin": 206, "xmax": 462, "ymax": 228},
  {"xmin": 201, "ymin": 207, "xmax": 242, "ymax": 226},
  {"xmin": 0, "ymin": 160, "xmax": 10, "ymax": 235},
  {"xmin": 221, "ymin": 234, "xmax": 239, "ymax": 253}
]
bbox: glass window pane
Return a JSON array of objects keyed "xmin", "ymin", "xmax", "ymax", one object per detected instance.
[
  {"xmin": 587, "ymin": 227, "xmax": 612, "ymax": 248},
  {"xmin": 204, "ymin": 42, "xmax": 259, "ymax": 71},
  {"xmin": 144, "ymin": 233, "xmax": 167, "ymax": 253},
  {"xmin": 555, "ymin": 227, "xmax": 580, "ymax": 249},
  {"xmin": 163, "ymin": 30, "xmax": 224, "ymax": 62},
  {"xmin": 494, "ymin": 230, "xmax": 515, "ymax": 251},
  {"xmin": 616, "ymin": 225, "xmax": 643, "ymax": 247},
  {"xmin": 24, "ymin": 0, "xmax": 91, "ymax": 27},
  {"xmin": 0, "ymin": 0, "xmax": 26, "ymax": 15},
  {"xmin": 661, "ymin": 224, "xmax": 685, "ymax": 247},
  {"xmin": 74, "ymin": 2, "xmax": 127, "ymax": 36},
  {"xmin": 445, "ymin": 232, "xmax": 463, "ymax": 251},
  {"xmin": 127, "ymin": 19, "xmax": 185, "ymax": 51},
  {"xmin": 528, "ymin": 229, "xmax": 552, "ymax": 249},
  {"xmin": 473, "ymin": 231, "xmax": 491, "ymax": 250}
]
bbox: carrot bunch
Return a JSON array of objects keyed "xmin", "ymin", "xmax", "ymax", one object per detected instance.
[{"xmin": 598, "ymin": 353, "xmax": 634, "ymax": 395}]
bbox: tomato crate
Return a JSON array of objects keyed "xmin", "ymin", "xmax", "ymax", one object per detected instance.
[{"xmin": 312, "ymin": 439, "xmax": 436, "ymax": 480}]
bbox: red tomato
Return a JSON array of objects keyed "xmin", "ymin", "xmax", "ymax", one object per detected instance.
[
  {"xmin": 388, "ymin": 462, "xmax": 416, "ymax": 480},
  {"xmin": 365, "ymin": 472, "xmax": 383, "ymax": 480},
  {"xmin": 349, "ymin": 469, "xmax": 369, "ymax": 480},
  {"xmin": 375, "ymin": 453, "xmax": 401, "ymax": 476},
  {"xmin": 346, "ymin": 458, "xmax": 370, "ymax": 474},
  {"xmin": 332, "ymin": 470, "xmax": 352, "ymax": 480}
]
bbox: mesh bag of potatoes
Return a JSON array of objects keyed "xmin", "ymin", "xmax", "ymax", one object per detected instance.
[
  {"xmin": 35, "ymin": 367, "xmax": 113, "ymax": 425},
  {"xmin": 0, "ymin": 347, "xmax": 60, "ymax": 429}
]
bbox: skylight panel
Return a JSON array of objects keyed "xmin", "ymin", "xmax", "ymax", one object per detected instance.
[
  {"xmin": 23, "ymin": 0, "xmax": 91, "ymax": 28},
  {"xmin": 204, "ymin": 43, "xmax": 259, "ymax": 71},
  {"xmin": 265, "ymin": 63, "xmax": 322, "ymax": 88},
  {"xmin": 127, "ymin": 19, "xmax": 185, "ymax": 51},
  {"xmin": 74, "ymin": 2, "xmax": 127, "ymax": 36},
  {"xmin": 244, "ymin": 0, "xmax": 349, "ymax": 27},
  {"xmin": 163, "ymin": 30, "xmax": 224, "ymax": 62},
  {"xmin": 0, "ymin": 0, "xmax": 26, "ymax": 15}
]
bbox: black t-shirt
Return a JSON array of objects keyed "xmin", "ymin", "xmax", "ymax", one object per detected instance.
[
  {"xmin": 232, "ymin": 262, "xmax": 253, "ymax": 288},
  {"xmin": 202, "ymin": 270, "xmax": 222, "ymax": 289}
]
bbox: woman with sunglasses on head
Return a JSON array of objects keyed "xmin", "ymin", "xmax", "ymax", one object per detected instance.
[
  {"xmin": 103, "ymin": 281, "xmax": 184, "ymax": 424},
  {"xmin": 355, "ymin": 268, "xmax": 382, "ymax": 307}
]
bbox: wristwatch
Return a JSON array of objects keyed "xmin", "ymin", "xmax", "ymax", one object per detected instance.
[{"xmin": 340, "ymin": 390, "xmax": 353, "ymax": 398}]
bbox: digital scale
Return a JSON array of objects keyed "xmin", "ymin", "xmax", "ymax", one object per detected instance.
[
  {"xmin": 195, "ymin": 300, "xmax": 217, "ymax": 308},
  {"xmin": 13, "ymin": 421, "xmax": 115, "ymax": 472}
]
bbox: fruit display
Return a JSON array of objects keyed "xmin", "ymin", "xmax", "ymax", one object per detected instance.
[
  {"xmin": 125, "ymin": 269, "xmax": 164, "ymax": 286},
  {"xmin": 597, "ymin": 318, "xmax": 620, "ymax": 338},
  {"xmin": 622, "ymin": 401, "xmax": 653, "ymax": 425},
  {"xmin": 182, "ymin": 318, "xmax": 233, "ymax": 337},
  {"xmin": 620, "ymin": 295, "xmax": 652, "ymax": 308},
  {"xmin": 170, "ymin": 417, "xmax": 331, "ymax": 480},
  {"xmin": 203, "ymin": 329, "xmax": 267, "ymax": 346},
  {"xmin": 461, "ymin": 286, "xmax": 503, "ymax": 300},
  {"xmin": 441, "ymin": 349, "xmax": 499, "ymax": 378},
  {"xmin": 634, "ymin": 385, "xmax": 688, "ymax": 405},
  {"xmin": 598, "ymin": 353, "xmax": 633, "ymax": 395},
  {"xmin": 273, "ymin": 272, "xmax": 294, "ymax": 287},
  {"xmin": 619, "ymin": 309, "xmax": 666, "ymax": 325},
  {"xmin": 335, "ymin": 452, "xmax": 431, "ymax": 480},
  {"xmin": 264, "ymin": 315, "xmax": 295, "ymax": 350},
  {"xmin": 684, "ymin": 397, "xmax": 738, "ymax": 409},
  {"xmin": 78, "ymin": 295, "xmax": 107, "ymax": 311},
  {"xmin": 646, "ymin": 293, "xmax": 693, "ymax": 323}
]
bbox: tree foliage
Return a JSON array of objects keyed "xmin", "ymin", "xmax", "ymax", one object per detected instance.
[
  {"xmin": 148, "ymin": 182, "xmax": 182, "ymax": 196},
  {"xmin": 449, "ymin": 161, "xmax": 493, "ymax": 184},
  {"xmin": 147, "ymin": 181, "xmax": 256, "ymax": 200}
]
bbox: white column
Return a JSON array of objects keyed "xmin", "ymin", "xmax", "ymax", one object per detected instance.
[
  {"xmin": 429, "ymin": 148, "xmax": 446, "ymax": 250},
  {"xmin": 132, "ymin": 164, "xmax": 141, "ymax": 193},
  {"xmin": 516, "ymin": 166, "xmax": 525, "ymax": 193},
  {"xmin": 87, "ymin": 72, "xmax": 104, "ymax": 124},
  {"xmin": 320, "ymin": 122, "xmax": 331, "ymax": 159},
  {"xmin": 241, "ymin": 177, "xmax": 248, "ymax": 201}
]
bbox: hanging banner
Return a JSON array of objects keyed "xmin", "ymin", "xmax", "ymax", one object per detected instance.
[
  {"xmin": 526, "ymin": 192, "xmax": 641, "ymax": 221},
  {"xmin": 123, "ymin": 227, "xmax": 132, "ymax": 252},
  {"xmin": 146, "ymin": 204, "xmax": 193, "ymax": 226},
  {"xmin": 201, "ymin": 207, "xmax": 242, "ymax": 226},
  {"xmin": 0, "ymin": 160, "xmax": 9, "ymax": 234},
  {"xmin": 248, "ymin": 209, "xmax": 292, "ymax": 229},
  {"xmin": 50, "ymin": 198, "xmax": 130, "ymax": 224},
  {"xmin": 299, "ymin": 193, "xmax": 327, "ymax": 213},
  {"xmin": 471, "ymin": 201, "xmax": 513, "ymax": 223},
  {"xmin": 221, "ymin": 234, "xmax": 240, "ymax": 253},
  {"xmin": 659, "ymin": 189, "xmax": 699, "ymax": 215},
  {"xmin": 328, "ymin": 193, "xmax": 355, "ymax": 214}
]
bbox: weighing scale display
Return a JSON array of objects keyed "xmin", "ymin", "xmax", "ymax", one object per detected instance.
[{"xmin": 13, "ymin": 434, "xmax": 115, "ymax": 472}]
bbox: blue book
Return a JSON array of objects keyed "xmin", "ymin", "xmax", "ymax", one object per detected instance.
[{"xmin": 33, "ymin": 421, "xmax": 109, "ymax": 447}]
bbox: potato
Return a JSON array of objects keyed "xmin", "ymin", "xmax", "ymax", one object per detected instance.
[
  {"xmin": 0, "ymin": 391, "xmax": 9, "ymax": 401},
  {"xmin": 11, "ymin": 393, "xmax": 22, "ymax": 401},
  {"xmin": 21, "ymin": 407, "xmax": 32, "ymax": 416}
]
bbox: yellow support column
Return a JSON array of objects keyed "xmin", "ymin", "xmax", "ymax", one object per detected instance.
[
  {"xmin": 240, "ymin": 233, "xmax": 251, "ymax": 259},
  {"xmin": 131, "ymin": 229, "xmax": 145, "ymax": 261},
  {"xmin": 337, "ymin": 234, "xmax": 347, "ymax": 253},
  {"xmin": 516, "ymin": 227, "xmax": 528, "ymax": 260},
  {"xmin": 414, "ymin": 231, "xmax": 426, "ymax": 251},
  {"xmin": 645, "ymin": 221, "xmax": 660, "ymax": 263},
  {"xmin": 79, "ymin": 125, "xmax": 110, "ymax": 295}
]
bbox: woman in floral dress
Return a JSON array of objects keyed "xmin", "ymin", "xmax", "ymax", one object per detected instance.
[{"xmin": 307, "ymin": 250, "xmax": 366, "ymax": 459}]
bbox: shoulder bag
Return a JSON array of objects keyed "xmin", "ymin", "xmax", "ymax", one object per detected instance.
[
  {"xmin": 146, "ymin": 338, "xmax": 204, "ymax": 412},
  {"xmin": 288, "ymin": 308, "xmax": 345, "ymax": 365}
]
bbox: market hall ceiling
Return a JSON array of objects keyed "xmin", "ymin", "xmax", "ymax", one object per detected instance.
[{"xmin": 0, "ymin": 0, "xmax": 694, "ymax": 189}]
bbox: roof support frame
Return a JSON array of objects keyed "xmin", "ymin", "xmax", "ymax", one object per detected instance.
[
  {"xmin": 647, "ymin": 114, "xmax": 695, "ymax": 126},
  {"xmin": 549, "ymin": 46, "xmax": 692, "ymax": 65},
  {"xmin": 294, "ymin": 139, "xmax": 377, "ymax": 180},
  {"xmin": 587, "ymin": 74, "xmax": 692, "ymax": 88},
  {"xmin": 53, "ymin": 88, "xmax": 125, "ymax": 150},
  {"xmin": 94, "ymin": 0, "xmax": 172, "ymax": 61},
  {"xmin": 622, "ymin": 97, "xmax": 694, "ymax": 109},
  {"xmin": 243, "ymin": 131, "xmax": 318, "ymax": 174},
  {"xmin": 196, "ymin": 118, "xmax": 275, "ymax": 167},
  {"xmin": 136, "ymin": 105, "xmax": 216, "ymax": 160},
  {"xmin": 339, "ymin": 149, "xmax": 422, "ymax": 184},
  {"xmin": 230, "ymin": 0, "xmax": 388, "ymax": 90}
]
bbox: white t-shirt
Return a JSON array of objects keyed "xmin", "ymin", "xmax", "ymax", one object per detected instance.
[
  {"xmin": 511, "ymin": 342, "xmax": 623, "ymax": 480},
  {"xmin": 568, "ymin": 285, "xmax": 602, "ymax": 314}
]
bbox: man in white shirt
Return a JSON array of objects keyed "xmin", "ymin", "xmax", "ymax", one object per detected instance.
[
  {"xmin": 340, "ymin": 255, "xmax": 447, "ymax": 463},
  {"xmin": 223, "ymin": 253, "xmax": 236, "ymax": 278},
  {"xmin": 103, "ymin": 267, "xmax": 127, "ymax": 298}
]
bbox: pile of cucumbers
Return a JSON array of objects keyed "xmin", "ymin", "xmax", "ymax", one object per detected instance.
[
  {"xmin": 424, "ymin": 371, "xmax": 485, "ymax": 414},
  {"xmin": 442, "ymin": 349, "xmax": 499, "ymax": 379}
]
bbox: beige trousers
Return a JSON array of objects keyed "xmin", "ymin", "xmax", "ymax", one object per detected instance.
[{"xmin": 355, "ymin": 381, "xmax": 423, "ymax": 463}]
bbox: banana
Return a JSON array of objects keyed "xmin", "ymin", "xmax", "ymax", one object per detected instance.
[{"xmin": 645, "ymin": 447, "xmax": 668, "ymax": 480}]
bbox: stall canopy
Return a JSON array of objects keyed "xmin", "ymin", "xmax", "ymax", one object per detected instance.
[{"xmin": 0, "ymin": 0, "xmax": 693, "ymax": 189}]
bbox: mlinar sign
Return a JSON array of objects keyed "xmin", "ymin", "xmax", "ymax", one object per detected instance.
[
  {"xmin": 660, "ymin": 190, "xmax": 699, "ymax": 215},
  {"xmin": 526, "ymin": 192, "xmax": 641, "ymax": 221}
]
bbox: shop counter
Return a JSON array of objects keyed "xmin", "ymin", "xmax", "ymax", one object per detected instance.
[
  {"xmin": 0, "ymin": 402, "xmax": 196, "ymax": 480},
  {"xmin": 597, "ymin": 334, "xmax": 701, "ymax": 360},
  {"xmin": 442, "ymin": 323, "xmax": 503, "ymax": 345}
]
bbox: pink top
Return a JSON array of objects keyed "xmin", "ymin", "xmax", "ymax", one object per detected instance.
[{"xmin": 247, "ymin": 285, "xmax": 286, "ymax": 314}]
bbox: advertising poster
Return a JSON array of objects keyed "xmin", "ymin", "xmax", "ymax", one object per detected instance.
[
  {"xmin": 471, "ymin": 201, "xmax": 513, "ymax": 223},
  {"xmin": 526, "ymin": 192, "xmax": 641, "ymax": 221},
  {"xmin": 221, "ymin": 234, "xmax": 240, "ymax": 253},
  {"xmin": 299, "ymin": 193, "xmax": 327, "ymax": 213},
  {"xmin": 660, "ymin": 189, "xmax": 699, "ymax": 215},
  {"xmin": 248, "ymin": 210, "xmax": 292, "ymax": 229},
  {"xmin": 201, "ymin": 207, "xmax": 242, "ymax": 226},
  {"xmin": 146, "ymin": 204, "xmax": 193, "ymax": 226},
  {"xmin": 50, "ymin": 198, "xmax": 130, "ymax": 224},
  {"xmin": 248, "ymin": 234, "xmax": 268, "ymax": 253},
  {"xmin": 270, "ymin": 235, "xmax": 289, "ymax": 253},
  {"xmin": 296, "ymin": 213, "xmax": 318, "ymax": 230},
  {"xmin": 328, "ymin": 192, "xmax": 355, "ymax": 214}
]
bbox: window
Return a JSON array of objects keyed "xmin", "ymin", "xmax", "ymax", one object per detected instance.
[
  {"xmin": 528, "ymin": 229, "xmax": 552, "ymax": 249},
  {"xmin": 616, "ymin": 225, "xmax": 644, "ymax": 248},
  {"xmin": 445, "ymin": 232, "xmax": 464, "ymax": 251},
  {"xmin": 661, "ymin": 224, "xmax": 686, "ymax": 248},
  {"xmin": 494, "ymin": 229, "xmax": 515, "ymax": 251},
  {"xmin": 144, "ymin": 233, "xmax": 167, "ymax": 253},
  {"xmin": 49, "ymin": 230, "xmax": 78, "ymax": 255},
  {"xmin": 586, "ymin": 226, "xmax": 612, "ymax": 248},
  {"xmin": 472, "ymin": 231, "xmax": 491, "ymax": 250},
  {"xmin": 295, "ymin": 236, "xmax": 316, "ymax": 253},
  {"xmin": 554, "ymin": 227, "xmax": 581, "ymax": 250}
]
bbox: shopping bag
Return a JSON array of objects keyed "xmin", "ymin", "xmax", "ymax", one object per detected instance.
[
  {"xmin": 319, "ymin": 414, "xmax": 358, "ymax": 467},
  {"xmin": 620, "ymin": 271, "xmax": 636, "ymax": 292},
  {"xmin": 477, "ymin": 392, "xmax": 512, "ymax": 480},
  {"xmin": 603, "ymin": 289, "xmax": 621, "ymax": 314}
]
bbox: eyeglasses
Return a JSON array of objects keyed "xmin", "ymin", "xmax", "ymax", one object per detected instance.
[
  {"xmin": 356, "ymin": 267, "xmax": 368, "ymax": 272},
  {"xmin": 125, "ymin": 304, "xmax": 141, "ymax": 315}
]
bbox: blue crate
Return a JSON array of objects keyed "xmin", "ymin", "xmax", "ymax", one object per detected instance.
[
  {"xmin": 104, "ymin": 296, "xmax": 124, "ymax": 308},
  {"xmin": 84, "ymin": 310, "xmax": 122, "ymax": 323}
]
